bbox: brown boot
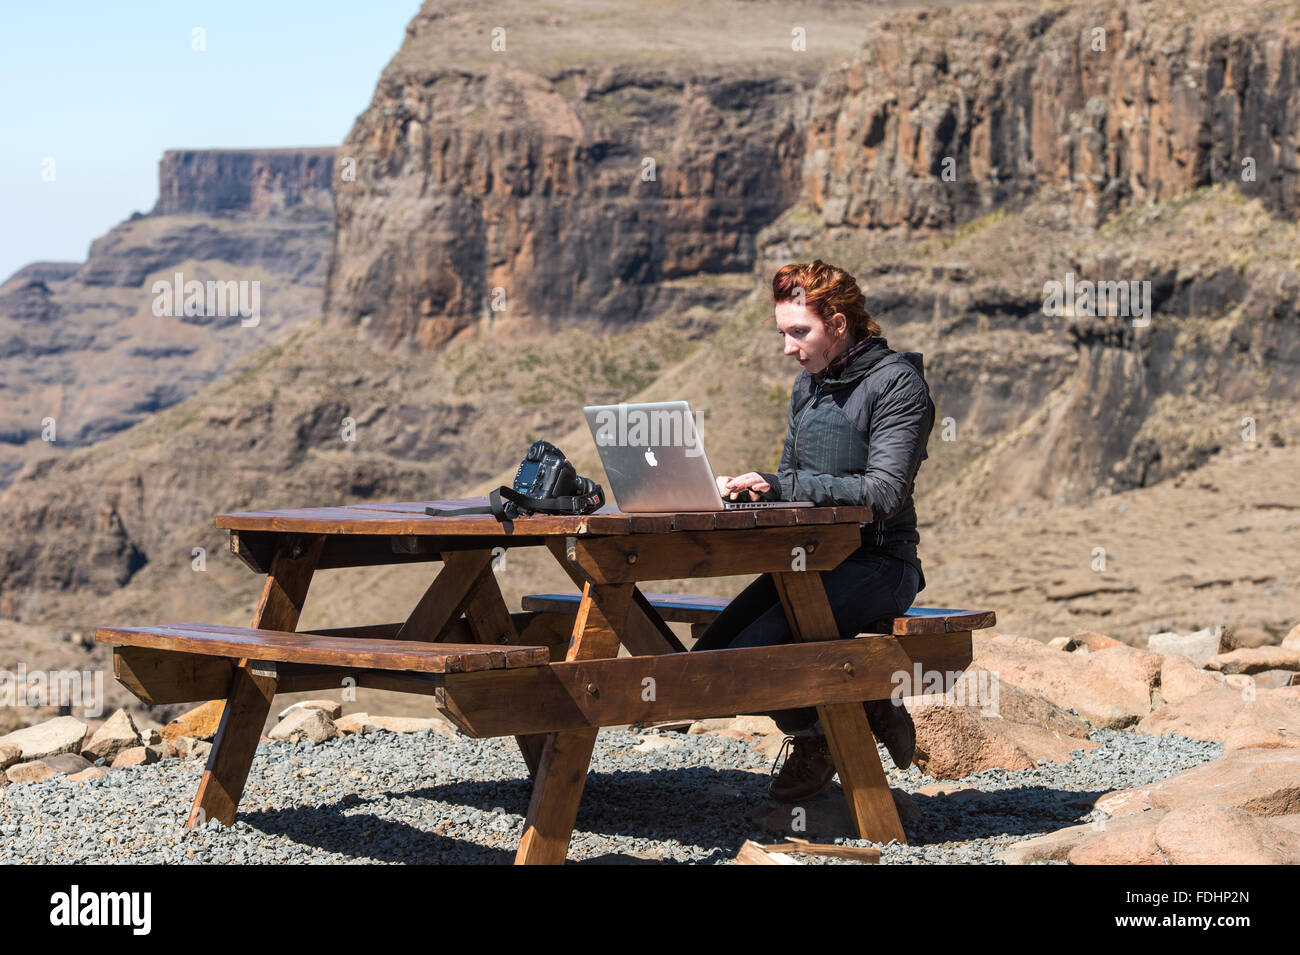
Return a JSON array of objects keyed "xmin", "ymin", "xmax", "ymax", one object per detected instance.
[
  {"xmin": 769, "ymin": 734, "xmax": 836, "ymax": 803},
  {"xmin": 863, "ymin": 698, "xmax": 915, "ymax": 769}
]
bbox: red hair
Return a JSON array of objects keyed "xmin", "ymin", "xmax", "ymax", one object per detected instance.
[{"xmin": 772, "ymin": 260, "xmax": 881, "ymax": 340}]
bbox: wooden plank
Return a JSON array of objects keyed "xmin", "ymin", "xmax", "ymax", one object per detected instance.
[
  {"xmin": 878, "ymin": 608, "xmax": 997, "ymax": 636},
  {"xmin": 395, "ymin": 549, "xmax": 492, "ymax": 642},
  {"xmin": 190, "ymin": 535, "xmax": 323, "ymax": 827},
  {"xmin": 98, "ymin": 622, "xmax": 549, "ymax": 673},
  {"xmin": 762, "ymin": 837, "xmax": 881, "ymax": 863},
  {"xmin": 515, "ymin": 581, "xmax": 633, "ymax": 865},
  {"xmin": 113, "ymin": 646, "xmax": 235, "ymax": 705},
  {"xmin": 460, "ymin": 564, "xmax": 552, "ymax": 778},
  {"xmin": 773, "ymin": 569, "xmax": 907, "ymax": 845},
  {"xmin": 436, "ymin": 635, "xmax": 964, "ymax": 737},
  {"xmin": 566, "ymin": 525, "xmax": 862, "ymax": 584},
  {"xmin": 736, "ymin": 840, "xmax": 803, "ymax": 865},
  {"xmin": 522, "ymin": 590, "xmax": 727, "ymax": 625},
  {"xmin": 544, "ymin": 538, "xmax": 681, "ymax": 656}
]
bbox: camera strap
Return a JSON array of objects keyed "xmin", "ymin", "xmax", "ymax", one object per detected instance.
[{"xmin": 424, "ymin": 484, "xmax": 605, "ymax": 521}]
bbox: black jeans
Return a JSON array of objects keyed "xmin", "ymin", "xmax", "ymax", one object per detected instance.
[{"xmin": 689, "ymin": 554, "xmax": 921, "ymax": 733}]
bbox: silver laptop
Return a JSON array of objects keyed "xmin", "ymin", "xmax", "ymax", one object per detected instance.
[{"xmin": 583, "ymin": 400, "xmax": 815, "ymax": 512}]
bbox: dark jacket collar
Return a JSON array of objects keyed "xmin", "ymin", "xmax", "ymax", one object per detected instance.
[{"xmin": 811, "ymin": 336, "xmax": 892, "ymax": 389}]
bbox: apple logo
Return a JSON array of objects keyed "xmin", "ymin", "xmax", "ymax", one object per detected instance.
[{"xmin": 644, "ymin": 450, "xmax": 658, "ymax": 467}]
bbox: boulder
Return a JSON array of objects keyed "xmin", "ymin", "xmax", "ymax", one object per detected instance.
[
  {"xmin": 81, "ymin": 709, "xmax": 140, "ymax": 763},
  {"xmin": 972, "ymin": 633, "xmax": 1160, "ymax": 728},
  {"xmin": 1070, "ymin": 630, "xmax": 1125, "ymax": 651},
  {"xmin": 365, "ymin": 715, "xmax": 458, "ymax": 739},
  {"xmin": 277, "ymin": 699, "xmax": 343, "ymax": 721},
  {"xmin": 42, "ymin": 753, "xmax": 93, "ymax": 776},
  {"xmin": 6, "ymin": 760, "xmax": 58, "ymax": 783},
  {"xmin": 1207, "ymin": 646, "xmax": 1300, "ymax": 675},
  {"xmin": 0, "ymin": 742, "xmax": 20, "ymax": 770},
  {"xmin": 268, "ymin": 708, "xmax": 338, "ymax": 745},
  {"xmin": 335, "ymin": 713, "xmax": 380, "ymax": 736},
  {"xmin": 1282, "ymin": 624, "xmax": 1300, "ymax": 652},
  {"xmin": 1095, "ymin": 747, "xmax": 1300, "ymax": 818},
  {"xmin": 161, "ymin": 700, "xmax": 226, "ymax": 741},
  {"xmin": 1069, "ymin": 805, "xmax": 1300, "ymax": 864},
  {"xmin": 689, "ymin": 716, "xmax": 781, "ymax": 736},
  {"xmin": 1251, "ymin": 669, "xmax": 1300, "ymax": 690},
  {"xmin": 996, "ymin": 810, "xmax": 1168, "ymax": 864},
  {"xmin": 1146, "ymin": 625, "xmax": 1235, "ymax": 667},
  {"xmin": 66, "ymin": 767, "xmax": 109, "ymax": 783},
  {"xmin": 1158, "ymin": 654, "xmax": 1223, "ymax": 705},
  {"xmin": 111, "ymin": 746, "xmax": 160, "ymax": 768},
  {"xmin": 909, "ymin": 668, "xmax": 1098, "ymax": 779},
  {"xmin": 0, "ymin": 716, "xmax": 88, "ymax": 760},
  {"xmin": 1137, "ymin": 685, "xmax": 1300, "ymax": 747}
]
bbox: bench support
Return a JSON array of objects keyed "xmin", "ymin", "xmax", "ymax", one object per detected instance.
[
  {"xmin": 773, "ymin": 570, "xmax": 908, "ymax": 845},
  {"xmin": 515, "ymin": 574, "xmax": 633, "ymax": 865},
  {"xmin": 189, "ymin": 534, "xmax": 323, "ymax": 827}
]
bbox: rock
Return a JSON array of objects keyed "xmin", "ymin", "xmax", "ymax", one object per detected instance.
[
  {"xmin": 162, "ymin": 700, "xmax": 226, "ymax": 741},
  {"xmin": 365, "ymin": 715, "xmax": 457, "ymax": 739},
  {"xmin": 0, "ymin": 769, "xmax": 9, "ymax": 788},
  {"xmin": 1095, "ymin": 747, "xmax": 1300, "ymax": 818},
  {"xmin": 0, "ymin": 742, "xmax": 20, "ymax": 770},
  {"xmin": 972, "ymin": 633, "xmax": 1160, "ymax": 728},
  {"xmin": 335, "ymin": 713, "xmax": 380, "ymax": 736},
  {"xmin": 1158, "ymin": 654, "xmax": 1222, "ymax": 705},
  {"xmin": 1047, "ymin": 637, "xmax": 1073, "ymax": 650},
  {"xmin": 688, "ymin": 716, "xmax": 781, "ymax": 736},
  {"xmin": 0, "ymin": 716, "xmax": 88, "ymax": 760},
  {"xmin": 1068, "ymin": 822, "xmax": 1165, "ymax": 864},
  {"xmin": 1146, "ymin": 625, "xmax": 1235, "ymax": 667},
  {"xmin": 268, "ymin": 708, "xmax": 338, "ymax": 745},
  {"xmin": 1207, "ymin": 646, "xmax": 1300, "ymax": 675},
  {"xmin": 631, "ymin": 735, "xmax": 684, "ymax": 754},
  {"xmin": 111, "ymin": 746, "xmax": 160, "ymax": 768},
  {"xmin": 909, "ymin": 668, "xmax": 1098, "ymax": 779},
  {"xmin": 996, "ymin": 810, "xmax": 1168, "ymax": 864},
  {"xmin": 141, "ymin": 729, "xmax": 162, "ymax": 746},
  {"xmin": 66, "ymin": 767, "xmax": 109, "ymax": 783},
  {"xmin": 277, "ymin": 699, "xmax": 343, "ymax": 721},
  {"xmin": 1282, "ymin": 624, "xmax": 1300, "ymax": 652},
  {"xmin": 81, "ymin": 709, "xmax": 140, "ymax": 763},
  {"xmin": 1251, "ymin": 669, "xmax": 1300, "ymax": 690},
  {"xmin": 1069, "ymin": 805, "xmax": 1300, "ymax": 865},
  {"xmin": 172, "ymin": 736, "xmax": 210, "ymax": 759},
  {"xmin": 1138, "ymin": 685, "xmax": 1300, "ymax": 748},
  {"xmin": 42, "ymin": 753, "xmax": 93, "ymax": 776},
  {"xmin": 1070, "ymin": 630, "xmax": 1125, "ymax": 651},
  {"xmin": 6, "ymin": 760, "xmax": 58, "ymax": 783}
]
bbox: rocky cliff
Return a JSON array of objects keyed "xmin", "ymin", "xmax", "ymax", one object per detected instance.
[
  {"xmin": 322, "ymin": 0, "xmax": 891, "ymax": 350},
  {"xmin": 802, "ymin": 0, "xmax": 1300, "ymax": 230},
  {"xmin": 154, "ymin": 148, "xmax": 336, "ymax": 217},
  {"xmin": 0, "ymin": 149, "xmax": 337, "ymax": 490}
]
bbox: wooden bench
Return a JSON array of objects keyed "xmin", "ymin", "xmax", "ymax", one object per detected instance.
[{"xmin": 521, "ymin": 591, "xmax": 996, "ymax": 641}]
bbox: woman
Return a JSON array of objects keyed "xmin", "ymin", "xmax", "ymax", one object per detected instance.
[{"xmin": 696, "ymin": 259, "xmax": 935, "ymax": 803}]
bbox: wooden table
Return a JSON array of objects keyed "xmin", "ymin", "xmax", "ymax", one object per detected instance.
[{"xmin": 145, "ymin": 498, "xmax": 972, "ymax": 864}]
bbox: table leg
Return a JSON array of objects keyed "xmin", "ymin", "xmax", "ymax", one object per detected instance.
[
  {"xmin": 515, "ymin": 579, "xmax": 633, "ymax": 865},
  {"xmin": 188, "ymin": 534, "xmax": 323, "ymax": 827},
  {"xmin": 772, "ymin": 570, "xmax": 907, "ymax": 845}
]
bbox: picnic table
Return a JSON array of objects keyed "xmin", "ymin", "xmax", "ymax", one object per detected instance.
[{"xmin": 96, "ymin": 498, "xmax": 989, "ymax": 864}]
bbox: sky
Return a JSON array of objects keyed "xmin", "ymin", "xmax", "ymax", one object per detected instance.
[{"xmin": 0, "ymin": 0, "xmax": 422, "ymax": 282}]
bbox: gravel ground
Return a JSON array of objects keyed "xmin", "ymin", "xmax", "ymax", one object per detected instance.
[{"xmin": 0, "ymin": 726, "xmax": 1221, "ymax": 864}]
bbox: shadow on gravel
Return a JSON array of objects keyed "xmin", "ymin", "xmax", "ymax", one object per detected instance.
[{"xmin": 234, "ymin": 761, "xmax": 1116, "ymax": 862}]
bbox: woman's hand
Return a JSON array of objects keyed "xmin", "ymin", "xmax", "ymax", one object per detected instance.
[{"xmin": 716, "ymin": 472, "xmax": 772, "ymax": 501}]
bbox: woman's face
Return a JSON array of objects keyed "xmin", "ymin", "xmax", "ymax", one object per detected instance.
[{"xmin": 774, "ymin": 301, "xmax": 848, "ymax": 374}]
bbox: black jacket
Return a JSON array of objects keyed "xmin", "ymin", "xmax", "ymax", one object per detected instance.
[{"xmin": 757, "ymin": 337, "xmax": 935, "ymax": 592}]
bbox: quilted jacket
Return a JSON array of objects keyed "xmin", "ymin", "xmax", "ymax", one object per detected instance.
[{"xmin": 756, "ymin": 336, "xmax": 935, "ymax": 592}]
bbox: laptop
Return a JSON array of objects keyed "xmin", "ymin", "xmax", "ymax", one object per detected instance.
[{"xmin": 583, "ymin": 400, "xmax": 816, "ymax": 512}]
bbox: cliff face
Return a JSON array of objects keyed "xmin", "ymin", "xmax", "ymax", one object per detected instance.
[
  {"xmin": 802, "ymin": 1, "xmax": 1300, "ymax": 230},
  {"xmin": 322, "ymin": 0, "xmax": 882, "ymax": 350},
  {"xmin": 154, "ymin": 148, "xmax": 336, "ymax": 217},
  {"xmin": 0, "ymin": 149, "xmax": 336, "ymax": 490}
]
